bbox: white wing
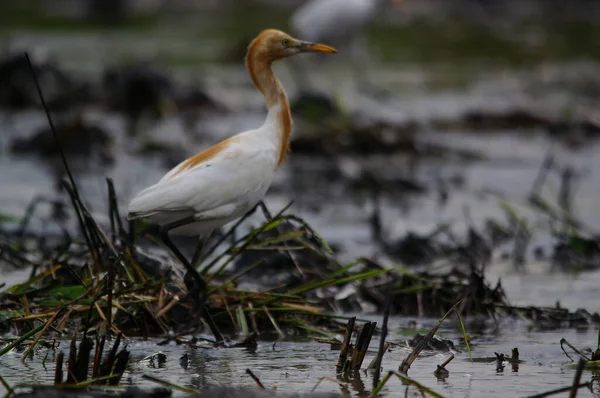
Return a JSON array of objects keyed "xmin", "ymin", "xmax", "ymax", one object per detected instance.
[{"xmin": 128, "ymin": 136, "xmax": 277, "ymax": 225}]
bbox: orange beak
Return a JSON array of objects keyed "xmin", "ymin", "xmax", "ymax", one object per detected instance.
[{"xmin": 299, "ymin": 42, "xmax": 337, "ymax": 54}]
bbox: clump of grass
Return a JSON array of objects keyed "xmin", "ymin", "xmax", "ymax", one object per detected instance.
[
  {"xmin": 5, "ymin": 333, "xmax": 130, "ymax": 395},
  {"xmin": 3, "ymin": 181, "xmax": 598, "ymax": 342}
]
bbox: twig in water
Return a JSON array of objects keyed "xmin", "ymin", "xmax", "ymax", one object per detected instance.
[
  {"xmin": 0, "ymin": 322, "xmax": 45, "ymax": 357},
  {"xmin": 99, "ymin": 332, "xmax": 122, "ymax": 378},
  {"xmin": 399, "ymin": 299, "xmax": 464, "ymax": 374},
  {"xmin": 73, "ymin": 337, "xmax": 94, "ymax": 383},
  {"xmin": 246, "ymin": 369, "xmax": 265, "ymax": 389},
  {"xmin": 525, "ymin": 382, "xmax": 591, "ymax": 398},
  {"xmin": 54, "ymin": 351, "xmax": 64, "ymax": 385},
  {"xmin": 142, "ymin": 374, "xmax": 200, "ymax": 394},
  {"xmin": 21, "ymin": 308, "xmax": 65, "ymax": 362},
  {"xmin": 495, "ymin": 352, "xmax": 505, "ymax": 373},
  {"xmin": 0, "ymin": 373, "xmax": 14, "ymax": 396},
  {"xmin": 393, "ymin": 371, "xmax": 445, "ymax": 398},
  {"xmin": 310, "ymin": 376, "xmax": 349, "ymax": 394},
  {"xmin": 337, "ymin": 316, "xmax": 356, "ymax": 370},
  {"xmin": 109, "ymin": 348, "xmax": 130, "ymax": 386},
  {"xmin": 371, "ymin": 371, "xmax": 394, "ymax": 397},
  {"xmin": 92, "ymin": 335, "xmax": 106, "ymax": 379},
  {"xmin": 372, "ymin": 288, "xmax": 392, "ymax": 388},
  {"xmin": 433, "ymin": 354, "xmax": 454, "ymax": 379},
  {"xmin": 350, "ymin": 321, "xmax": 377, "ymax": 372},
  {"xmin": 454, "ymin": 309, "xmax": 472, "ymax": 362},
  {"xmin": 569, "ymin": 358, "xmax": 587, "ymax": 398},
  {"xmin": 263, "ymin": 305, "xmax": 285, "ymax": 338},
  {"xmin": 511, "ymin": 348, "xmax": 520, "ymax": 372},
  {"xmin": 561, "ymin": 338, "xmax": 590, "ymax": 362},
  {"xmin": 66, "ymin": 336, "xmax": 78, "ymax": 383}
]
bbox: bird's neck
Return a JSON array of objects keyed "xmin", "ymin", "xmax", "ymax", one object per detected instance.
[{"xmin": 246, "ymin": 57, "xmax": 292, "ymax": 168}]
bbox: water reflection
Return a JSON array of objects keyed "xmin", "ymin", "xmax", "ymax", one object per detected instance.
[{"xmin": 0, "ymin": 319, "xmax": 599, "ymax": 397}]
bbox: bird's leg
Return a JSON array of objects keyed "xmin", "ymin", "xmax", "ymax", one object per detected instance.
[
  {"xmin": 159, "ymin": 217, "xmax": 224, "ymax": 344},
  {"xmin": 158, "ymin": 217, "xmax": 206, "ymax": 293},
  {"xmin": 190, "ymin": 239, "xmax": 205, "ymax": 271},
  {"xmin": 257, "ymin": 201, "xmax": 273, "ymax": 221},
  {"xmin": 128, "ymin": 220, "xmax": 135, "ymax": 248}
]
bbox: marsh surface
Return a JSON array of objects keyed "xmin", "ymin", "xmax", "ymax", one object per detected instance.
[
  {"xmin": 1, "ymin": 317, "xmax": 598, "ymax": 397},
  {"xmin": 1, "ymin": 2, "xmax": 600, "ymax": 397}
]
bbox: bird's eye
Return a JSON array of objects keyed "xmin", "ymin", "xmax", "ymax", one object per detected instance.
[{"xmin": 282, "ymin": 39, "xmax": 290, "ymax": 47}]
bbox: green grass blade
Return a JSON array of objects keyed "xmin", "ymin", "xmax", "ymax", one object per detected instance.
[
  {"xmin": 454, "ymin": 309, "xmax": 472, "ymax": 362},
  {"xmin": 292, "ymin": 268, "xmax": 391, "ymax": 295},
  {"xmin": 141, "ymin": 374, "xmax": 200, "ymax": 394},
  {"xmin": 393, "ymin": 371, "xmax": 446, "ymax": 398},
  {"xmin": 0, "ymin": 322, "xmax": 45, "ymax": 357},
  {"xmin": 8, "ymin": 265, "xmax": 62, "ymax": 295}
]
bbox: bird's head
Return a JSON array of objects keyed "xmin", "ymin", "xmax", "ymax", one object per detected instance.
[{"xmin": 246, "ymin": 29, "xmax": 337, "ymax": 63}]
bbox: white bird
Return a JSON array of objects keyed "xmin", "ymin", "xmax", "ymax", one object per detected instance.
[
  {"xmin": 127, "ymin": 29, "xmax": 336, "ymax": 341},
  {"xmin": 290, "ymin": 0, "xmax": 403, "ymax": 95},
  {"xmin": 292, "ymin": 0, "xmax": 383, "ymax": 49}
]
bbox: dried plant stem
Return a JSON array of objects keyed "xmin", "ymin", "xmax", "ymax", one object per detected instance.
[
  {"xmin": 350, "ymin": 321, "xmax": 376, "ymax": 371},
  {"xmin": 0, "ymin": 373, "xmax": 14, "ymax": 396},
  {"xmin": 337, "ymin": 316, "xmax": 356, "ymax": 370},
  {"xmin": 372, "ymin": 289, "xmax": 392, "ymax": 387},
  {"xmin": 0, "ymin": 323, "xmax": 45, "ymax": 357},
  {"xmin": 246, "ymin": 369, "xmax": 265, "ymax": 389},
  {"xmin": 21, "ymin": 308, "xmax": 65, "ymax": 362},
  {"xmin": 569, "ymin": 359, "xmax": 587, "ymax": 398},
  {"xmin": 399, "ymin": 299, "xmax": 463, "ymax": 374}
]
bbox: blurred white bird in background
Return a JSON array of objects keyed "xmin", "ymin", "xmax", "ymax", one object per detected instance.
[{"xmin": 290, "ymin": 0, "xmax": 404, "ymax": 97}]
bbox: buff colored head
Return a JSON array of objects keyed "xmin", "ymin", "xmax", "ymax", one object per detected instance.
[{"xmin": 246, "ymin": 29, "xmax": 337, "ymax": 63}]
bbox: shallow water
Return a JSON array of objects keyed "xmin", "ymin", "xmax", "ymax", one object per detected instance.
[{"xmin": 0, "ymin": 317, "xmax": 598, "ymax": 397}]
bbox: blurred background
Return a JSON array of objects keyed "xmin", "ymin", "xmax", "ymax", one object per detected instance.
[{"xmin": 1, "ymin": 0, "xmax": 600, "ymax": 308}]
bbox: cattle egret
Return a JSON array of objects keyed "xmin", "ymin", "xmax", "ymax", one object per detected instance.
[{"xmin": 127, "ymin": 29, "xmax": 336, "ymax": 341}]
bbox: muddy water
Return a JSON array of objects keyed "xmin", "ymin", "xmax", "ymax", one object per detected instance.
[
  {"xmin": 0, "ymin": 318, "xmax": 598, "ymax": 397},
  {"xmin": 2, "ymin": 114, "xmax": 600, "ymax": 397},
  {"xmin": 2, "ymin": 10, "xmax": 600, "ymax": 398}
]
